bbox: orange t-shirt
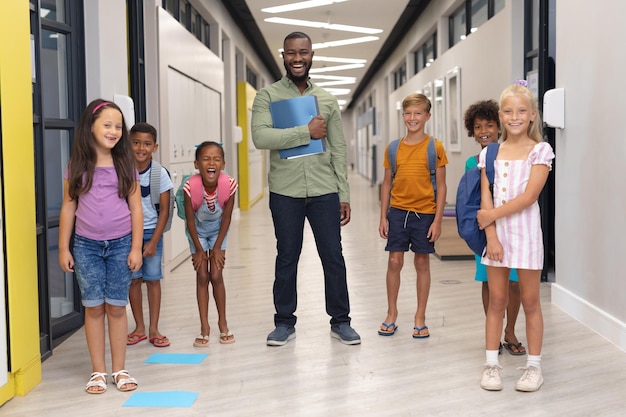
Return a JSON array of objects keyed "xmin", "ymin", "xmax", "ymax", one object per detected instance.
[{"xmin": 383, "ymin": 136, "xmax": 448, "ymax": 214}]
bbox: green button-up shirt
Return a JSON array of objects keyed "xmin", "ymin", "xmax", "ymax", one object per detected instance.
[{"xmin": 251, "ymin": 76, "xmax": 350, "ymax": 203}]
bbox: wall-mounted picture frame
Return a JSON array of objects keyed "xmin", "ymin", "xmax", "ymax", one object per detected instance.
[
  {"xmin": 433, "ymin": 77, "xmax": 445, "ymax": 142},
  {"xmin": 445, "ymin": 67, "xmax": 462, "ymax": 152}
]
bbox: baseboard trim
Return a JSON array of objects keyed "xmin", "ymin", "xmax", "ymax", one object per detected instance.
[{"xmin": 551, "ymin": 283, "xmax": 626, "ymax": 353}]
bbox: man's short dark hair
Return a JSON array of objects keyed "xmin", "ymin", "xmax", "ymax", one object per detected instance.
[{"xmin": 284, "ymin": 31, "xmax": 311, "ymax": 46}]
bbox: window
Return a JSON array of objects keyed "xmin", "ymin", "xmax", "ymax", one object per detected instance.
[
  {"xmin": 163, "ymin": 0, "xmax": 179, "ymax": 19},
  {"xmin": 471, "ymin": 0, "xmax": 488, "ymax": 30},
  {"xmin": 162, "ymin": 0, "xmax": 212, "ymax": 51},
  {"xmin": 179, "ymin": 0, "xmax": 190, "ymax": 30},
  {"xmin": 494, "ymin": 0, "xmax": 505, "ymax": 14},
  {"xmin": 413, "ymin": 32, "xmax": 437, "ymax": 74},
  {"xmin": 449, "ymin": 0, "xmax": 506, "ymax": 48},
  {"xmin": 246, "ymin": 65, "xmax": 258, "ymax": 89},
  {"xmin": 449, "ymin": 4, "xmax": 467, "ymax": 47},
  {"xmin": 393, "ymin": 62, "xmax": 407, "ymax": 90}
]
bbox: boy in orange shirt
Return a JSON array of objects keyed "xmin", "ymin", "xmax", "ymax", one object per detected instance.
[{"xmin": 378, "ymin": 93, "xmax": 448, "ymax": 338}]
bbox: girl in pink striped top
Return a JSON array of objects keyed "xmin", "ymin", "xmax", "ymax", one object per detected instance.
[{"xmin": 476, "ymin": 82, "xmax": 554, "ymax": 392}]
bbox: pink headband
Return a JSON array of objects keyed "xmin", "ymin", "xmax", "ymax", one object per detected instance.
[{"xmin": 92, "ymin": 101, "xmax": 112, "ymax": 114}]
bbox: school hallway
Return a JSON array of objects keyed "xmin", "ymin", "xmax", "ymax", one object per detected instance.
[{"xmin": 1, "ymin": 172, "xmax": 625, "ymax": 417}]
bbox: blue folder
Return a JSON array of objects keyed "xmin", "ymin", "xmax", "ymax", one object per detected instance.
[{"xmin": 269, "ymin": 95, "xmax": 326, "ymax": 159}]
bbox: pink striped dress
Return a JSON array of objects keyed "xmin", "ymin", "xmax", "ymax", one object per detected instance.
[{"xmin": 478, "ymin": 142, "xmax": 555, "ymax": 270}]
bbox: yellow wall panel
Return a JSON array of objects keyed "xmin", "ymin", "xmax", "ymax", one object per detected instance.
[
  {"xmin": 236, "ymin": 82, "xmax": 264, "ymax": 210},
  {"xmin": 0, "ymin": 0, "xmax": 43, "ymax": 405}
]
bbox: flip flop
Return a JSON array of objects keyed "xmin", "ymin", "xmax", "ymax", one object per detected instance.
[
  {"xmin": 378, "ymin": 322, "xmax": 398, "ymax": 336},
  {"xmin": 219, "ymin": 331, "xmax": 236, "ymax": 344},
  {"xmin": 127, "ymin": 333, "xmax": 147, "ymax": 345},
  {"xmin": 193, "ymin": 335, "xmax": 209, "ymax": 347},
  {"xmin": 503, "ymin": 341, "xmax": 527, "ymax": 355},
  {"xmin": 412, "ymin": 325, "xmax": 430, "ymax": 339},
  {"xmin": 149, "ymin": 336, "xmax": 170, "ymax": 348}
]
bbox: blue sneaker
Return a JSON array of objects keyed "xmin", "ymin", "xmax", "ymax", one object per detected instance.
[
  {"xmin": 331, "ymin": 324, "xmax": 361, "ymax": 345},
  {"xmin": 266, "ymin": 326, "xmax": 296, "ymax": 346}
]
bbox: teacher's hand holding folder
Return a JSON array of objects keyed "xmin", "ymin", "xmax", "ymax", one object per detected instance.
[{"xmin": 308, "ymin": 115, "xmax": 327, "ymax": 139}]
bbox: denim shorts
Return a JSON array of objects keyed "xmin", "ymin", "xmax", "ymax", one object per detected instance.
[
  {"xmin": 73, "ymin": 233, "xmax": 133, "ymax": 307},
  {"xmin": 132, "ymin": 229, "xmax": 163, "ymax": 281},
  {"xmin": 385, "ymin": 207, "xmax": 435, "ymax": 254}
]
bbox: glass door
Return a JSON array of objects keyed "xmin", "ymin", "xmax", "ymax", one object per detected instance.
[{"xmin": 31, "ymin": 0, "xmax": 85, "ymax": 356}]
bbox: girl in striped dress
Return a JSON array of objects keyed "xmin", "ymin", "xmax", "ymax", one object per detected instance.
[{"xmin": 476, "ymin": 82, "xmax": 555, "ymax": 392}]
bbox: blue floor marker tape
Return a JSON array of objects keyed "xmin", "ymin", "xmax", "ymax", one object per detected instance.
[
  {"xmin": 144, "ymin": 353, "xmax": 208, "ymax": 364},
  {"xmin": 123, "ymin": 391, "xmax": 199, "ymax": 407}
]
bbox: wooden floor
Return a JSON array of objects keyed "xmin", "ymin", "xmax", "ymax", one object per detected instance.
[{"xmin": 2, "ymin": 173, "xmax": 626, "ymax": 417}]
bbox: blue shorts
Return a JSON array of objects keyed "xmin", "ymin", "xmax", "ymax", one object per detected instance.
[
  {"xmin": 132, "ymin": 229, "xmax": 163, "ymax": 281},
  {"xmin": 187, "ymin": 231, "xmax": 228, "ymax": 254},
  {"xmin": 385, "ymin": 208, "xmax": 435, "ymax": 254},
  {"xmin": 474, "ymin": 255, "xmax": 519, "ymax": 282},
  {"xmin": 73, "ymin": 234, "xmax": 133, "ymax": 307}
]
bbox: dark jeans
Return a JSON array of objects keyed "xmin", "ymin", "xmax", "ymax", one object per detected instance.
[{"xmin": 269, "ymin": 192, "xmax": 351, "ymax": 327}]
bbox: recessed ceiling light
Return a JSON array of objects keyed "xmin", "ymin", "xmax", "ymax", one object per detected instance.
[
  {"xmin": 323, "ymin": 88, "xmax": 351, "ymax": 96},
  {"xmin": 309, "ymin": 74, "xmax": 357, "ymax": 83},
  {"xmin": 309, "ymin": 63, "xmax": 365, "ymax": 73},
  {"xmin": 315, "ymin": 80, "xmax": 356, "ymax": 87},
  {"xmin": 264, "ymin": 17, "xmax": 382, "ymax": 35},
  {"xmin": 314, "ymin": 56, "xmax": 367, "ymax": 64},
  {"xmin": 313, "ymin": 36, "xmax": 379, "ymax": 49},
  {"xmin": 262, "ymin": 0, "xmax": 349, "ymax": 14}
]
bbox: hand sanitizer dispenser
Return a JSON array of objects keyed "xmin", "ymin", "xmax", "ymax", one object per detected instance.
[{"xmin": 543, "ymin": 88, "xmax": 564, "ymax": 129}]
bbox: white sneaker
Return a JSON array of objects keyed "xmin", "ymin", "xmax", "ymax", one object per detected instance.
[
  {"xmin": 480, "ymin": 364, "xmax": 503, "ymax": 391},
  {"xmin": 515, "ymin": 366, "xmax": 543, "ymax": 392}
]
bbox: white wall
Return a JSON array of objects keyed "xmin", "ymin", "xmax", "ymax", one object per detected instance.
[
  {"xmin": 550, "ymin": 1, "xmax": 626, "ymax": 351},
  {"xmin": 84, "ymin": 0, "xmax": 129, "ymax": 101}
]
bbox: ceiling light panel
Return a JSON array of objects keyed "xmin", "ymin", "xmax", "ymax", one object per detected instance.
[
  {"xmin": 262, "ymin": 0, "xmax": 349, "ymax": 14},
  {"xmin": 264, "ymin": 17, "xmax": 382, "ymax": 34}
]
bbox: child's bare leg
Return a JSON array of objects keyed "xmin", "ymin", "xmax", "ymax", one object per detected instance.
[
  {"xmin": 413, "ymin": 253, "xmax": 430, "ymax": 333},
  {"xmin": 146, "ymin": 280, "xmax": 164, "ymax": 339},
  {"xmin": 209, "ymin": 255, "xmax": 234, "ymax": 342},
  {"xmin": 128, "ymin": 278, "xmax": 145, "ymax": 338},
  {"xmin": 481, "ymin": 281, "xmax": 489, "ymax": 315},
  {"xmin": 196, "ymin": 254, "xmax": 211, "ymax": 339},
  {"xmin": 486, "ymin": 267, "xmax": 509, "ymax": 351},
  {"xmin": 504, "ymin": 280, "xmax": 525, "ymax": 353},
  {"xmin": 381, "ymin": 251, "xmax": 403, "ymax": 330},
  {"xmin": 84, "ymin": 305, "xmax": 107, "ymax": 393},
  {"xmin": 517, "ymin": 270, "xmax": 543, "ymax": 356},
  {"xmin": 106, "ymin": 303, "xmax": 136, "ymax": 390}
]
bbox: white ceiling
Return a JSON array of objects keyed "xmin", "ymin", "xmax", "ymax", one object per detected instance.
[{"xmin": 245, "ymin": 0, "xmax": 411, "ymax": 109}]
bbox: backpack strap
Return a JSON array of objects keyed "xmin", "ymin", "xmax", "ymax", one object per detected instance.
[
  {"xmin": 188, "ymin": 172, "xmax": 231, "ymax": 212},
  {"xmin": 217, "ymin": 172, "xmax": 231, "ymax": 209},
  {"xmin": 188, "ymin": 174, "xmax": 205, "ymax": 212},
  {"xmin": 485, "ymin": 142, "xmax": 500, "ymax": 192},
  {"xmin": 427, "ymin": 136, "xmax": 437, "ymax": 201},
  {"xmin": 149, "ymin": 160, "xmax": 162, "ymax": 211},
  {"xmin": 388, "ymin": 138, "xmax": 400, "ymax": 180}
]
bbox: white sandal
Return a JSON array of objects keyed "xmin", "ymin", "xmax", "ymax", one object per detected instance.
[
  {"xmin": 111, "ymin": 369, "xmax": 138, "ymax": 392},
  {"xmin": 85, "ymin": 372, "xmax": 107, "ymax": 394}
]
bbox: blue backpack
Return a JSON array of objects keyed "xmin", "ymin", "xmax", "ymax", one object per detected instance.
[
  {"xmin": 455, "ymin": 142, "xmax": 499, "ymax": 255},
  {"xmin": 388, "ymin": 136, "xmax": 437, "ymax": 200}
]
